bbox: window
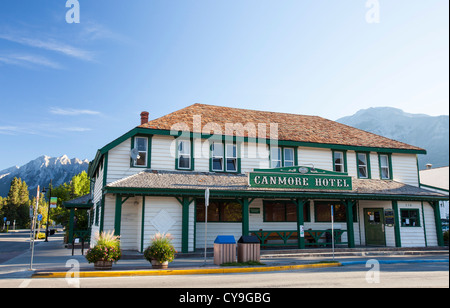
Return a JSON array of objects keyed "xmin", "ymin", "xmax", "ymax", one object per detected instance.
[
  {"xmin": 211, "ymin": 142, "xmax": 239, "ymax": 172},
  {"xmin": 263, "ymin": 200, "xmax": 309, "ymax": 222},
  {"xmin": 379, "ymin": 154, "xmax": 391, "ymax": 180},
  {"xmin": 333, "ymin": 151, "xmax": 346, "ymax": 173},
  {"xmin": 401, "ymin": 209, "xmax": 420, "ymax": 227},
  {"xmin": 211, "ymin": 142, "xmax": 224, "ymax": 171},
  {"xmin": 284, "ymin": 148, "xmax": 295, "ymax": 167},
  {"xmin": 271, "ymin": 146, "xmax": 296, "ymax": 168},
  {"xmin": 133, "ymin": 137, "xmax": 148, "ymax": 167},
  {"xmin": 226, "ymin": 144, "xmax": 237, "ymax": 172},
  {"xmin": 270, "ymin": 147, "xmax": 282, "ymax": 168},
  {"xmin": 196, "ymin": 199, "xmax": 242, "ymax": 222},
  {"xmin": 314, "ymin": 201, "xmax": 357, "ymax": 223},
  {"xmin": 177, "ymin": 139, "xmax": 192, "ymax": 170},
  {"xmin": 357, "ymin": 152, "xmax": 370, "ymax": 178}
]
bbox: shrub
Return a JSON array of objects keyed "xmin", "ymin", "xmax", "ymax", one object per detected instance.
[
  {"xmin": 85, "ymin": 231, "xmax": 122, "ymax": 263},
  {"xmin": 144, "ymin": 233, "xmax": 177, "ymax": 263}
]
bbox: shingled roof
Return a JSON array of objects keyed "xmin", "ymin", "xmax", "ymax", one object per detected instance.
[
  {"xmin": 106, "ymin": 170, "xmax": 447, "ymax": 200},
  {"xmin": 139, "ymin": 104, "xmax": 425, "ymax": 152}
]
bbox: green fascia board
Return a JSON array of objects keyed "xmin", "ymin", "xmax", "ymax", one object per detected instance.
[
  {"xmin": 89, "ymin": 127, "xmax": 427, "ymax": 179},
  {"xmin": 104, "ymin": 186, "xmax": 448, "ymax": 202}
]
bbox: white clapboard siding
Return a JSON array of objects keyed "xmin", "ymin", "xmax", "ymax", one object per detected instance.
[
  {"xmin": 196, "ymin": 223, "xmax": 242, "ymax": 248},
  {"xmin": 298, "ymin": 147, "xmax": 333, "ymax": 171},
  {"xmin": 241, "ymin": 143, "xmax": 270, "ymax": 173},
  {"xmin": 151, "ymin": 135, "xmax": 176, "ymax": 170},
  {"xmin": 392, "ymin": 154, "xmax": 419, "ymax": 186}
]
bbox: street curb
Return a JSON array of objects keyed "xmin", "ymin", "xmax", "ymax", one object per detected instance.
[{"xmin": 32, "ymin": 262, "xmax": 342, "ymax": 279}]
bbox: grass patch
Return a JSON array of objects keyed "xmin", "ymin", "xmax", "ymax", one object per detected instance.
[{"xmin": 221, "ymin": 261, "xmax": 266, "ymax": 267}]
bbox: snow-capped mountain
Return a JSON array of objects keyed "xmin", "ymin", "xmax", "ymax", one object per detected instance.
[
  {"xmin": 0, "ymin": 155, "xmax": 89, "ymax": 197},
  {"xmin": 337, "ymin": 107, "xmax": 449, "ymax": 170}
]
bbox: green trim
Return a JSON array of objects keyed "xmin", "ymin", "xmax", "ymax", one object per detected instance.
[
  {"xmin": 421, "ymin": 202, "xmax": 427, "ymax": 247},
  {"xmin": 140, "ymin": 196, "xmax": 146, "ymax": 252},
  {"xmin": 175, "ymin": 138, "xmax": 194, "ymax": 171},
  {"xmin": 431, "ymin": 201, "xmax": 444, "ymax": 246},
  {"xmin": 88, "ymin": 126, "xmax": 426, "ymax": 182},
  {"xmin": 242, "ymin": 198, "xmax": 249, "ymax": 236},
  {"xmin": 392, "ymin": 201, "xmax": 402, "ymax": 247},
  {"xmin": 332, "ymin": 150, "xmax": 348, "ymax": 173},
  {"xmin": 131, "ymin": 135, "xmax": 151, "ymax": 168},
  {"xmin": 419, "ymin": 183, "xmax": 450, "ymax": 193},
  {"xmin": 378, "ymin": 153, "xmax": 393, "ymax": 180},
  {"xmin": 356, "ymin": 152, "xmax": 371, "ymax": 179},
  {"xmin": 99, "ymin": 197, "xmax": 105, "ymax": 233},
  {"xmin": 102, "ymin": 152, "xmax": 108, "ymax": 188},
  {"xmin": 181, "ymin": 197, "xmax": 191, "ymax": 253},
  {"xmin": 104, "ymin": 186, "xmax": 448, "ymax": 202},
  {"xmin": 269, "ymin": 145, "xmax": 298, "ymax": 168},
  {"xmin": 345, "ymin": 200, "xmax": 356, "ymax": 248},
  {"xmin": 400, "ymin": 208, "xmax": 421, "ymax": 227}
]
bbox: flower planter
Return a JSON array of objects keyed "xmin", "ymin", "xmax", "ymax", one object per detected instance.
[
  {"xmin": 94, "ymin": 260, "xmax": 113, "ymax": 270},
  {"xmin": 151, "ymin": 259, "xmax": 169, "ymax": 269}
]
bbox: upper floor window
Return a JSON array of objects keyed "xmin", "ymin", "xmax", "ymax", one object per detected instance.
[
  {"xmin": 333, "ymin": 151, "xmax": 346, "ymax": 173},
  {"xmin": 270, "ymin": 146, "xmax": 296, "ymax": 168},
  {"xmin": 357, "ymin": 152, "xmax": 370, "ymax": 179},
  {"xmin": 379, "ymin": 154, "xmax": 392, "ymax": 180},
  {"xmin": 211, "ymin": 142, "xmax": 239, "ymax": 172},
  {"xmin": 177, "ymin": 139, "xmax": 192, "ymax": 170},
  {"xmin": 133, "ymin": 137, "xmax": 148, "ymax": 167}
]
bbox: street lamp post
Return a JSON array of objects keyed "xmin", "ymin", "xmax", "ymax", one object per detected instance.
[{"xmin": 42, "ymin": 180, "xmax": 53, "ymax": 242}]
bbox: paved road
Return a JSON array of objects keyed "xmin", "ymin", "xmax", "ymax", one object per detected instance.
[
  {"xmin": 2, "ymin": 260, "xmax": 448, "ymax": 288},
  {"xmin": 0, "ymin": 230, "xmax": 33, "ymax": 264}
]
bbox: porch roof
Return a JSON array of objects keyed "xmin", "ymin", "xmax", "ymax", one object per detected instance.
[{"xmin": 104, "ymin": 170, "xmax": 448, "ymax": 202}]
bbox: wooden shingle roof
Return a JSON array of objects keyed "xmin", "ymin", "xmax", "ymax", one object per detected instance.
[{"xmin": 139, "ymin": 104, "xmax": 425, "ymax": 152}]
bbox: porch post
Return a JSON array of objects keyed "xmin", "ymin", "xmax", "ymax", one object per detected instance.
[
  {"xmin": 68, "ymin": 208, "xmax": 75, "ymax": 243},
  {"xmin": 242, "ymin": 198, "xmax": 249, "ymax": 236},
  {"xmin": 181, "ymin": 197, "xmax": 190, "ymax": 253},
  {"xmin": 431, "ymin": 201, "xmax": 444, "ymax": 247},
  {"xmin": 296, "ymin": 199, "xmax": 307, "ymax": 249},
  {"xmin": 345, "ymin": 200, "xmax": 355, "ymax": 248},
  {"xmin": 392, "ymin": 200, "xmax": 402, "ymax": 247},
  {"xmin": 114, "ymin": 194, "xmax": 122, "ymax": 236}
]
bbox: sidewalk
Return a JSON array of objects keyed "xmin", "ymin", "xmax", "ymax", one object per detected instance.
[{"xmin": 0, "ymin": 234, "xmax": 448, "ymax": 279}]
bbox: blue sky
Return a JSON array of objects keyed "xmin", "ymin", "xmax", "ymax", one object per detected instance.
[{"xmin": 0, "ymin": 0, "xmax": 448, "ymax": 171}]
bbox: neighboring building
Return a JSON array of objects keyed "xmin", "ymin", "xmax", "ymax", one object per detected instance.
[
  {"xmin": 87, "ymin": 104, "xmax": 448, "ymax": 253},
  {"xmin": 420, "ymin": 166, "xmax": 449, "ymax": 231}
]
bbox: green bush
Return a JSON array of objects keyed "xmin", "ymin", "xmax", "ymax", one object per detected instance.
[
  {"xmin": 85, "ymin": 231, "xmax": 122, "ymax": 263},
  {"xmin": 144, "ymin": 233, "xmax": 177, "ymax": 263}
]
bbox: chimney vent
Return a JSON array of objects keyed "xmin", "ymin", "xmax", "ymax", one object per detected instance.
[
  {"xmin": 426, "ymin": 163, "xmax": 433, "ymax": 170},
  {"xmin": 140, "ymin": 111, "xmax": 149, "ymax": 125}
]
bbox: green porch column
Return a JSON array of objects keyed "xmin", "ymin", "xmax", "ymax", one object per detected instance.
[
  {"xmin": 68, "ymin": 208, "xmax": 75, "ymax": 243},
  {"xmin": 242, "ymin": 198, "xmax": 249, "ymax": 236},
  {"xmin": 431, "ymin": 201, "xmax": 444, "ymax": 247},
  {"xmin": 114, "ymin": 194, "xmax": 122, "ymax": 236},
  {"xmin": 345, "ymin": 200, "xmax": 355, "ymax": 248},
  {"xmin": 392, "ymin": 200, "xmax": 402, "ymax": 247},
  {"xmin": 295, "ymin": 199, "xmax": 308, "ymax": 249},
  {"xmin": 181, "ymin": 197, "xmax": 190, "ymax": 253}
]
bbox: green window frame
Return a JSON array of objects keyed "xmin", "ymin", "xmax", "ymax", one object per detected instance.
[
  {"xmin": 378, "ymin": 153, "xmax": 393, "ymax": 180},
  {"xmin": 94, "ymin": 201, "xmax": 100, "ymax": 226},
  {"xmin": 270, "ymin": 146, "xmax": 298, "ymax": 168},
  {"xmin": 356, "ymin": 152, "xmax": 371, "ymax": 179},
  {"xmin": 175, "ymin": 138, "xmax": 194, "ymax": 170},
  {"xmin": 131, "ymin": 136, "xmax": 151, "ymax": 168},
  {"xmin": 263, "ymin": 200, "xmax": 310, "ymax": 222},
  {"xmin": 400, "ymin": 209, "xmax": 420, "ymax": 227},
  {"xmin": 196, "ymin": 199, "xmax": 242, "ymax": 222},
  {"xmin": 332, "ymin": 150, "xmax": 348, "ymax": 173},
  {"xmin": 210, "ymin": 141, "xmax": 240, "ymax": 173}
]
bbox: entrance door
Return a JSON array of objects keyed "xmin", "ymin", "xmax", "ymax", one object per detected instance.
[{"xmin": 364, "ymin": 208, "xmax": 386, "ymax": 246}]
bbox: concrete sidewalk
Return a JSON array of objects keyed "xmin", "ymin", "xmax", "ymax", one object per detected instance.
[{"xmin": 0, "ymin": 234, "xmax": 448, "ymax": 279}]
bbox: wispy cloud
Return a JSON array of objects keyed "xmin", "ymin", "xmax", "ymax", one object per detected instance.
[
  {"xmin": 61, "ymin": 127, "xmax": 92, "ymax": 132},
  {"xmin": 0, "ymin": 126, "xmax": 19, "ymax": 135},
  {"xmin": 0, "ymin": 54, "xmax": 63, "ymax": 69},
  {"xmin": 0, "ymin": 33, "xmax": 94, "ymax": 61},
  {"xmin": 49, "ymin": 107, "xmax": 101, "ymax": 116}
]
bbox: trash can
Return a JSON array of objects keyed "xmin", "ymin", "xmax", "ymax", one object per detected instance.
[
  {"xmin": 237, "ymin": 235, "xmax": 260, "ymax": 263},
  {"xmin": 213, "ymin": 235, "xmax": 236, "ymax": 265}
]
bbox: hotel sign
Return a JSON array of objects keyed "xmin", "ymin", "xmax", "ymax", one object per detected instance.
[{"xmin": 249, "ymin": 166, "xmax": 353, "ymax": 191}]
